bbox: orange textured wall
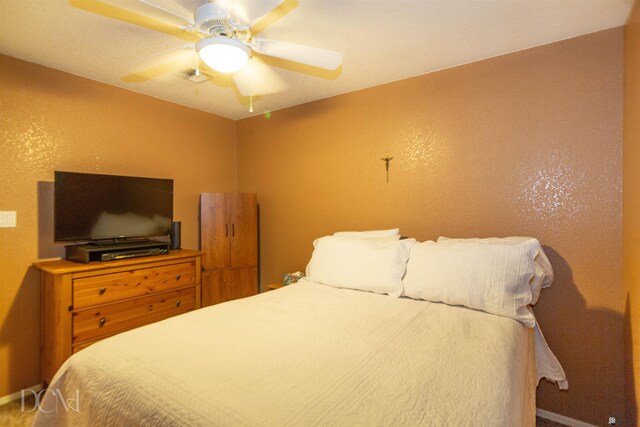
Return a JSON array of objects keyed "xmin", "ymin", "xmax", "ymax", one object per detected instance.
[
  {"xmin": 0, "ymin": 55, "xmax": 237, "ymax": 397},
  {"xmin": 624, "ymin": 0, "xmax": 640, "ymax": 425},
  {"xmin": 237, "ymin": 29, "xmax": 624, "ymax": 425}
]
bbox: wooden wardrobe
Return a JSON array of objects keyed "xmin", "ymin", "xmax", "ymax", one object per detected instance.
[{"xmin": 200, "ymin": 193, "xmax": 258, "ymax": 306}]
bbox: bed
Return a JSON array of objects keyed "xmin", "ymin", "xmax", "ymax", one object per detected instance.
[{"xmin": 33, "ymin": 233, "xmax": 566, "ymax": 426}]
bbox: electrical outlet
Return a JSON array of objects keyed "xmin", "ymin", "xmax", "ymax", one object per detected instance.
[{"xmin": 0, "ymin": 211, "xmax": 16, "ymax": 228}]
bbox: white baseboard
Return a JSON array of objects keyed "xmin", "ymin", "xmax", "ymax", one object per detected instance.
[
  {"xmin": 0, "ymin": 384, "xmax": 44, "ymax": 406},
  {"xmin": 536, "ymin": 408, "xmax": 599, "ymax": 427}
]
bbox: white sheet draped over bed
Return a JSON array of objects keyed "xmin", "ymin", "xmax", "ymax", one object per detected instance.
[{"xmin": 34, "ymin": 280, "xmax": 540, "ymax": 426}]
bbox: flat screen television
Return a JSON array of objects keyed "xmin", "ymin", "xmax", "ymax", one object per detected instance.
[{"xmin": 54, "ymin": 171, "xmax": 173, "ymax": 243}]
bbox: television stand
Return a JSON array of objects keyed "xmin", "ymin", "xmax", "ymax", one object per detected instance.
[{"xmin": 65, "ymin": 240, "xmax": 170, "ymax": 263}]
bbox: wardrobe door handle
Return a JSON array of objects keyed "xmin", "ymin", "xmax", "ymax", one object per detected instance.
[
  {"xmin": 232, "ymin": 224, "xmax": 235, "ymax": 237},
  {"xmin": 225, "ymin": 224, "xmax": 228, "ymax": 237}
]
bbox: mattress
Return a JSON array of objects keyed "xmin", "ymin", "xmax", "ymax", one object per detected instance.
[{"xmin": 34, "ymin": 280, "xmax": 538, "ymax": 426}]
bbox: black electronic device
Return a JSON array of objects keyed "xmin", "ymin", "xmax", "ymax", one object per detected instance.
[
  {"xmin": 54, "ymin": 171, "xmax": 173, "ymax": 243},
  {"xmin": 170, "ymin": 221, "xmax": 181, "ymax": 250},
  {"xmin": 65, "ymin": 240, "xmax": 170, "ymax": 263}
]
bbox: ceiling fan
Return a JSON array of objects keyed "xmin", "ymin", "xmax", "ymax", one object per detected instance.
[{"xmin": 78, "ymin": 0, "xmax": 343, "ymax": 108}]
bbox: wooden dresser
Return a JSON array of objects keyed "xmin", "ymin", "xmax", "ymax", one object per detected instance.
[{"xmin": 33, "ymin": 249, "xmax": 202, "ymax": 385}]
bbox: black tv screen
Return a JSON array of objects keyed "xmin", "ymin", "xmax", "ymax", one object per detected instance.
[{"xmin": 54, "ymin": 171, "xmax": 173, "ymax": 242}]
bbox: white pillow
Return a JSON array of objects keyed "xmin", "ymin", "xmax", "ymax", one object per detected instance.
[
  {"xmin": 333, "ymin": 228, "xmax": 400, "ymax": 239},
  {"xmin": 402, "ymin": 240, "xmax": 538, "ymax": 326},
  {"xmin": 437, "ymin": 236, "xmax": 553, "ymax": 305},
  {"xmin": 306, "ymin": 236, "xmax": 415, "ymax": 297}
]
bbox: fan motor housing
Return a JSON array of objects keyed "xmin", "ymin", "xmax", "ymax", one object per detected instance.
[
  {"xmin": 195, "ymin": 3, "xmax": 227, "ymax": 24},
  {"xmin": 195, "ymin": 3, "xmax": 234, "ymax": 36}
]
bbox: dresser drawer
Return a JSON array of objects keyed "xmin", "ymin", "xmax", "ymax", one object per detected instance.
[
  {"xmin": 73, "ymin": 261, "xmax": 196, "ymax": 309},
  {"xmin": 72, "ymin": 287, "xmax": 195, "ymax": 344}
]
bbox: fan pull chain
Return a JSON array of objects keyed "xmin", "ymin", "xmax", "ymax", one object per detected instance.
[
  {"xmin": 195, "ymin": 53, "xmax": 200, "ymax": 77},
  {"xmin": 249, "ymin": 94, "xmax": 253, "ymax": 113}
]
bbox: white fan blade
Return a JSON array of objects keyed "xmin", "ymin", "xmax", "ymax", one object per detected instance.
[
  {"xmin": 100, "ymin": 0, "xmax": 194, "ymax": 28},
  {"xmin": 214, "ymin": 0, "xmax": 284, "ymax": 26},
  {"xmin": 126, "ymin": 44, "xmax": 195, "ymax": 73},
  {"xmin": 253, "ymin": 38, "xmax": 342, "ymax": 70},
  {"xmin": 233, "ymin": 57, "xmax": 288, "ymax": 96}
]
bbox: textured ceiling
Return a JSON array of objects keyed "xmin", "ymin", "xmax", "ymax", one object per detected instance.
[{"xmin": 0, "ymin": 0, "xmax": 634, "ymax": 120}]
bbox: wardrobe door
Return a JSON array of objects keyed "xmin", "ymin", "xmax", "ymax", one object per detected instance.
[
  {"xmin": 229, "ymin": 193, "xmax": 258, "ymax": 268},
  {"xmin": 201, "ymin": 268, "xmax": 257, "ymax": 306},
  {"xmin": 202, "ymin": 270, "xmax": 226, "ymax": 307},
  {"xmin": 227, "ymin": 268, "xmax": 258, "ymax": 300},
  {"xmin": 201, "ymin": 193, "xmax": 230, "ymax": 270}
]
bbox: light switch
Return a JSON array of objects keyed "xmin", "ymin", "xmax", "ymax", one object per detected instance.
[{"xmin": 0, "ymin": 211, "xmax": 17, "ymax": 228}]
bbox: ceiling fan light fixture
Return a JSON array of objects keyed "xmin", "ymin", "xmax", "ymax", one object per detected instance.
[{"xmin": 196, "ymin": 37, "xmax": 250, "ymax": 74}]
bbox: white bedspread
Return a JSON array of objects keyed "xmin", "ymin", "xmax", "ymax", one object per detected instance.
[{"xmin": 34, "ymin": 280, "xmax": 539, "ymax": 426}]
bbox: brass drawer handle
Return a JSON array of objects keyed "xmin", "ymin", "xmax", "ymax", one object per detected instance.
[
  {"xmin": 98, "ymin": 318, "xmax": 106, "ymax": 328},
  {"xmin": 98, "ymin": 287, "xmax": 106, "ymax": 296},
  {"xmin": 175, "ymin": 300, "xmax": 181, "ymax": 307},
  {"xmin": 175, "ymin": 274, "xmax": 181, "ymax": 281}
]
